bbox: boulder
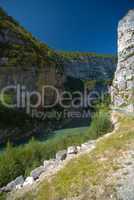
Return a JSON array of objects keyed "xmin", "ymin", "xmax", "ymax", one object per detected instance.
[
  {"xmin": 55, "ymin": 150, "xmax": 67, "ymax": 161},
  {"xmin": 77, "ymin": 146, "xmax": 81, "ymax": 152},
  {"xmin": 6, "ymin": 181, "xmax": 17, "ymax": 192},
  {"xmin": 23, "ymin": 177, "xmax": 34, "ymax": 187},
  {"xmin": 44, "ymin": 159, "xmax": 58, "ymax": 170},
  {"xmin": 67, "ymin": 146, "xmax": 78, "ymax": 155},
  {"xmin": 15, "ymin": 184, "xmax": 23, "ymax": 190},
  {"xmin": 30, "ymin": 166, "xmax": 45, "ymax": 180},
  {"xmin": 14, "ymin": 176, "xmax": 24, "ymax": 186},
  {"xmin": 0, "ymin": 187, "xmax": 7, "ymax": 193},
  {"xmin": 1, "ymin": 176, "xmax": 24, "ymax": 192},
  {"xmin": 81, "ymin": 140, "xmax": 95, "ymax": 150}
]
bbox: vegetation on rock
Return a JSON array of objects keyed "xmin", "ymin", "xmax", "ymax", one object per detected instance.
[
  {"xmin": 0, "ymin": 104, "xmax": 111, "ymax": 188},
  {"xmin": 58, "ymin": 51, "xmax": 117, "ymax": 61},
  {"xmin": 14, "ymin": 113, "xmax": 134, "ymax": 200}
]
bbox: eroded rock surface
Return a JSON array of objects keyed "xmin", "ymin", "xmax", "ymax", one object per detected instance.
[{"xmin": 111, "ymin": 9, "xmax": 134, "ymax": 113}]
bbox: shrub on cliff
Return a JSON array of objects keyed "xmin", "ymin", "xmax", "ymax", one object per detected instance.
[
  {"xmin": 0, "ymin": 142, "xmax": 24, "ymax": 187},
  {"xmin": 87, "ymin": 109, "xmax": 112, "ymax": 139}
]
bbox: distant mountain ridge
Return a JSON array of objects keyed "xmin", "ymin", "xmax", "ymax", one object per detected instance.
[{"xmin": 0, "ymin": 7, "xmax": 116, "ymax": 83}]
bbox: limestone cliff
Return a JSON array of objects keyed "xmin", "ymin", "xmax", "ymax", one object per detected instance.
[
  {"xmin": 0, "ymin": 7, "xmax": 64, "ymax": 104},
  {"xmin": 60, "ymin": 52, "xmax": 116, "ymax": 81},
  {"xmin": 111, "ymin": 10, "xmax": 134, "ymax": 113},
  {"xmin": 0, "ymin": 7, "xmax": 116, "ymax": 97},
  {"xmin": 0, "ymin": 7, "xmax": 117, "ymax": 145}
]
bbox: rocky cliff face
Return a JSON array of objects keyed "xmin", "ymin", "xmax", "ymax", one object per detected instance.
[
  {"xmin": 0, "ymin": 7, "xmax": 117, "ymax": 100},
  {"xmin": 111, "ymin": 10, "xmax": 134, "ymax": 113},
  {"xmin": 0, "ymin": 7, "xmax": 117, "ymax": 144},
  {"xmin": 0, "ymin": 7, "xmax": 64, "ymax": 104},
  {"xmin": 0, "ymin": 7, "xmax": 66, "ymax": 144},
  {"xmin": 61, "ymin": 53, "xmax": 116, "ymax": 81}
]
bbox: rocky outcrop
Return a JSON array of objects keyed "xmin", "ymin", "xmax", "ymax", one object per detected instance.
[
  {"xmin": 55, "ymin": 150, "xmax": 67, "ymax": 161},
  {"xmin": 0, "ymin": 7, "xmax": 116, "ymax": 108},
  {"xmin": 0, "ymin": 7, "xmax": 117, "ymax": 145},
  {"xmin": 0, "ymin": 141, "xmax": 96, "ymax": 193},
  {"xmin": 111, "ymin": 10, "xmax": 134, "ymax": 113},
  {"xmin": 67, "ymin": 146, "xmax": 78, "ymax": 154},
  {"xmin": 0, "ymin": 7, "xmax": 64, "ymax": 105},
  {"xmin": 0, "ymin": 7, "xmax": 65, "ymax": 145},
  {"xmin": 62, "ymin": 54, "xmax": 116, "ymax": 81},
  {"xmin": 0, "ymin": 176, "xmax": 24, "ymax": 192},
  {"xmin": 30, "ymin": 166, "xmax": 46, "ymax": 180}
]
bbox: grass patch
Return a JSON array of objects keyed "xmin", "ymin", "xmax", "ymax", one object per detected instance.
[
  {"xmin": 58, "ymin": 51, "xmax": 117, "ymax": 60},
  {"xmin": 16, "ymin": 113, "xmax": 134, "ymax": 200},
  {"xmin": 0, "ymin": 108, "xmax": 111, "ymax": 188}
]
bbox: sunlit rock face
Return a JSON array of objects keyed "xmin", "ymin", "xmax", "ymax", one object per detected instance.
[
  {"xmin": 0, "ymin": 7, "xmax": 65, "ymax": 105},
  {"xmin": 111, "ymin": 10, "xmax": 134, "ymax": 113},
  {"xmin": 0, "ymin": 7, "xmax": 117, "ymax": 104}
]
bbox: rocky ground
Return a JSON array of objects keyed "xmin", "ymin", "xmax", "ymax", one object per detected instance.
[
  {"xmin": 113, "ymin": 150, "xmax": 134, "ymax": 200},
  {"xmin": 5, "ymin": 140, "xmax": 96, "ymax": 199},
  {"xmin": 2, "ymin": 111, "xmax": 134, "ymax": 200}
]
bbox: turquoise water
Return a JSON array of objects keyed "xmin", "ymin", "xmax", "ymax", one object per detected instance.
[
  {"xmin": 44, "ymin": 126, "xmax": 89, "ymax": 143},
  {"xmin": 0, "ymin": 126, "xmax": 89, "ymax": 152},
  {"xmin": 54, "ymin": 127, "xmax": 89, "ymax": 138}
]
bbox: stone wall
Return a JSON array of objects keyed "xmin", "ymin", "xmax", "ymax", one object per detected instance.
[{"xmin": 111, "ymin": 10, "xmax": 134, "ymax": 113}]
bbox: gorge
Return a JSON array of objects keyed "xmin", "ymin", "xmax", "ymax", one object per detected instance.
[
  {"xmin": 0, "ymin": 7, "xmax": 134, "ymax": 200},
  {"xmin": 0, "ymin": 7, "xmax": 116, "ymax": 145}
]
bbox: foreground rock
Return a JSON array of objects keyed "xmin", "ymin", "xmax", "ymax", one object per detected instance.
[
  {"xmin": 23, "ymin": 177, "xmax": 34, "ymax": 187},
  {"xmin": 30, "ymin": 166, "xmax": 45, "ymax": 180},
  {"xmin": 111, "ymin": 9, "xmax": 134, "ymax": 114},
  {"xmin": 56, "ymin": 150, "xmax": 67, "ymax": 161},
  {"xmin": 67, "ymin": 146, "xmax": 78, "ymax": 155},
  {"xmin": 44, "ymin": 159, "xmax": 54, "ymax": 168},
  {"xmin": 0, "ymin": 140, "xmax": 97, "ymax": 194},
  {"xmin": 0, "ymin": 176, "xmax": 24, "ymax": 192},
  {"xmin": 81, "ymin": 140, "xmax": 96, "ymax": 151}
]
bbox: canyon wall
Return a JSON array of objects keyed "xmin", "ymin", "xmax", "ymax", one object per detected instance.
[
  {"xmin": 0, "ymin": 7, "xmax": 117, "ymax": 102},
  {"xmin": 0, "ymin": 7, "xmax": 64, "ymax": 105},
  {"xmin": 63, "ymin": 54, "xmax": 116, "ymax": 81},
  {"xmin": 0, "ymin": 7, "xmax": 117, "ymax": 144},
  {"xmin": 111, "ymin": 10, "xmax": 134, "ymax": 113}
]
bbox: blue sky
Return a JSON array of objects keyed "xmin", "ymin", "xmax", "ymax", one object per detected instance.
[{"xmin": 0, "ymin": 0, "xmax": 133, "ymax": 54}]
